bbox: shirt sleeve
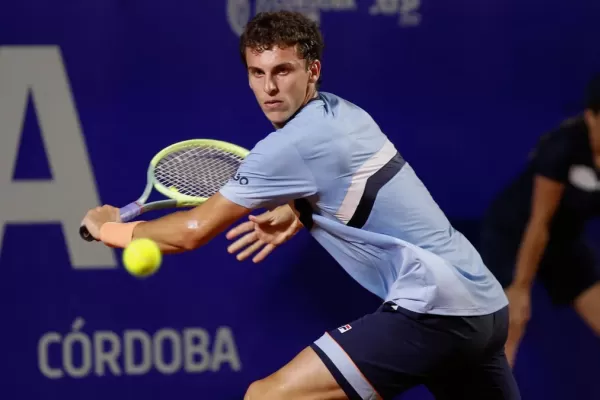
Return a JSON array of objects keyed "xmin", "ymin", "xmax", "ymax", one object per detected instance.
[
  {"xmin": 219, "ymin": 135, "xmax": 318, "ymax": 210},
  {"xmin": 530, "ymin": 132, "xmax": 571, "ymax": 183}
]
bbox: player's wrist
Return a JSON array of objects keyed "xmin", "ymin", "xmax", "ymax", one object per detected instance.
[
  {"xmin": 285, "ymin": 201, "xmax": 300, "ymax": 216},
  {"xmin": 100, "ymin": 221, "xmax": 145, "ymax": 248}
]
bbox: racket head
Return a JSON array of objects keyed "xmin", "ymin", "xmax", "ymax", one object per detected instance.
[
  {"xmin": 149, "ymin": 139, "xmax": 250, "ymax": 205},
  {"xmin": 79, "ymin": 139, "xmax": 249, "ymax": 242}
]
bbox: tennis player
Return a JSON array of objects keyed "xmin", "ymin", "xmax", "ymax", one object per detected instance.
[
  {"xmin": 479, "ymin": 74, "xmax": 600, "ymax": 367},
  {"xmin": 82, "ymin": 11, "xmax": 520, "ymax": 399}
]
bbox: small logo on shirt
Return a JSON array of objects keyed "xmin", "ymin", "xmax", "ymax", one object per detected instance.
[
  {"xmin": 569, "ymin": 165, "xmax": 600, "ymax": 191},
  {"xmin": 232, "ymin": 174, "xmax": 249, "ymax": 185},
  {"xmin": 338, "ymin": 324, "xmax": 352, "ymax": 333}
]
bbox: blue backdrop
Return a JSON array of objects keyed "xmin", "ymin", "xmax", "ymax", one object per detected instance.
[{"xmin": 1, "ymin": 1, "xmax": 600, "ymax": 399}]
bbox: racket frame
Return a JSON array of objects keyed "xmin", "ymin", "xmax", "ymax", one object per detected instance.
[{"xmin": 79, "ymin": 139, "xmax": 250, "ymax": 241}]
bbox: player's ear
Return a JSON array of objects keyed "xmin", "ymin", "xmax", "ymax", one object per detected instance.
[{"xmin": 308, "ymin": 60, "xmax": 321, "ymax": 85}]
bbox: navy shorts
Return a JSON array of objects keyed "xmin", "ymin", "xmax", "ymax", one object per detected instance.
[
  {"xmin": 479, "ymin": 222, "xmax": 600, "ymax": 304},
  {"xmin": 310, "ymin": 302, "xmax": 520, "ymax": 400}
]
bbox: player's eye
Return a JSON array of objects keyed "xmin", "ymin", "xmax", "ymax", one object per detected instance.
[
  {"xmin": 277, "ymin": 68, "xmax": 291, "ymax": 75},
  {"xmin": 250, "ymin": 70, "xmax": 264, "ymax": 77}
]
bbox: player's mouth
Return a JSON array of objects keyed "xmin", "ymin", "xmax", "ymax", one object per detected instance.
[{"xmin": 263, "ymin": 100, "xmax": 284, "ymax": 110}]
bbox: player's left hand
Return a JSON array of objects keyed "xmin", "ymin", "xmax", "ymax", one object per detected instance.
[
  {"xmin": 226, "ymin": 204, "xmax": 303, "ymax": 263},
  {"xmin": 81, "ymin": 205, "xmax": 120, "ymax": 240}
]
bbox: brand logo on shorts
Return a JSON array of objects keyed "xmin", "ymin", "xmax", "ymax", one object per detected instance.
[{"xmin": 338, "ymin": 324, "xmax": 352, "ymax": 333}]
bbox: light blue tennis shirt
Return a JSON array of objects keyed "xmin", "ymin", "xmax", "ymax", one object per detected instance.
[{"xmin": 220, "ymin": 92, "xmax": 507, "ymax": 316}]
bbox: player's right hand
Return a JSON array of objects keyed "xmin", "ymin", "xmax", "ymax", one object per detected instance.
[
  {"xmin": 504, "ymin": 284, "xmax": 531, "ymax": 367},
  {"xmin": 81, "ymin": 205, "xmax": 120, "ymax": 240},
  {"xmin": 225, "ymin": 204, "xmax": 303, "ymax": 263}
]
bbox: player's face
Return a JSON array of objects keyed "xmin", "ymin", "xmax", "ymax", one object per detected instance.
[{"xmin": 245, "ymin": 45, "xmax": 320, "ymax": 128}]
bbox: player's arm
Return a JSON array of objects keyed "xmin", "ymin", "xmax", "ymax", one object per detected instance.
[
  {"xmin": 510, "ymin": 132, "xmax": 570, "ymax": 289},
  {"xmin": 131, "ymin": 193, "xmax": 252, "ymax": 254},
  {"xmin": 220, "ymin": 138, "xmax": 317, "ymax": 261},
  {"xmin": 138, "ymin": 136, "xmax": 316, "ymax": 256},
  {"xmin": 84, "ymin": 136, "xmax": 316, "ymax": 254},
  {"xmin": 82, "ymin": 194, "xmax": 251, "ymax": 254},
  {"xmin": 512, "ymin": 175, "xmax": 564, "ymax": 289},
  {"xmin": 226, "ymin": 201, "xmax": 304, "ymax": 263}
]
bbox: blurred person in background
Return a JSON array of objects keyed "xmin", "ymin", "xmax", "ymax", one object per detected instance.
[{"xmin": 479, "ymin": 73, "xmax": 600, "ymax": 366}]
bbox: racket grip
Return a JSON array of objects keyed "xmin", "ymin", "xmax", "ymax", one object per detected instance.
[
  {"xmin": 79, "ymin": 202, "xmax": 142, "ymax": 242},
  {"xmin": 79, "ymin": 225, "xmax": 96, "ymax": 242},
  {"xmin": 119, "ymin": 202, "xmax": 143, "ymax": 223}
]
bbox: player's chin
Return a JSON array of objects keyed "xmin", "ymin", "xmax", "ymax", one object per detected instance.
[{"xmin": 264, "ymin": 110, "xmax": 291, "ymax": 127}]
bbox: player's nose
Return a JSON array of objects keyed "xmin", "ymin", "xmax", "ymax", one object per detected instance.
[{"xmin": 263, "ymin": 77, "xmax": 278, "ymax": 95}]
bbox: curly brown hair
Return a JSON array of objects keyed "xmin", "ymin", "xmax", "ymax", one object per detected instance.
[{"xmin": 239, "ymin": 11, "xmax": 324, "ymax": 71}]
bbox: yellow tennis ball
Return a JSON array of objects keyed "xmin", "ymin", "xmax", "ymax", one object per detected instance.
[{"xmin": 122, "ymin": 238, "xmax": 162, "ymax": 278}]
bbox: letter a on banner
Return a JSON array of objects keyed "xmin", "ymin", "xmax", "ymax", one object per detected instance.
[{"xmin": 0, "ymin": 46, "xmax": 116, "ymax": 268}]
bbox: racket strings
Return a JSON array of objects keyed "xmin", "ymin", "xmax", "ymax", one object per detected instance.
[{"xmin": 153, "ymin": 146, "xmax": 244, "ymax": 198}]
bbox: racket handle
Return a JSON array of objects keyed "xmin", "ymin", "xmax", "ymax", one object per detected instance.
[
  {"xmin": 79, "ymin": 225, "xmax": 96, "ymax": 242},
  {"xmin": 119, "ymin": 202, "xmax": 143, "ymax": 222},
  {"xmin": 79, "ymin": 202, "xmax": 142, "ymax": 242}
]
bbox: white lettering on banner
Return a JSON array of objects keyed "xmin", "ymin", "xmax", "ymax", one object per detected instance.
[
  {"xmin": 228, "ymin": 0, "xmax": 253, "ymax": 36},
  {"xmin": 227, "ymin": 0, "xmax": 357, "ymax": 36},
  {"xmin": 62, "ymin": 318, "xmax": 92, "ymax": 378},
  {"xmin": 37, "ymin": 318, "xmax": 242, "ymax": 379},
  {"xmin": 227, "ymin": 0, "xmax": 420, "ymax": 36},
  {"xmin": 369, "ymin": 0, "xmax": 422, "ymax": 27},
  {"xmin": 255, "ymin": 0, "xmax": 357, "ymax": 12},
  {"xmin": 0, "ymin": 46, "xmax": 117, "ymax": 269},
  {"xmin": 37, "ymin": 333, "xmax": 64, "ymax": 379}
]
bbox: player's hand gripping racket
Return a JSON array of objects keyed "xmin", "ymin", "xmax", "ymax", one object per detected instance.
[{"xmin": 79, "ymin": 139, "xmax": 249, "ymax": 241}]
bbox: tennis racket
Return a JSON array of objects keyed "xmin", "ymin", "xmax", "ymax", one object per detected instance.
[{"xmin": 79, "ymin": 139, "xmax": 250, "ymax": 241}]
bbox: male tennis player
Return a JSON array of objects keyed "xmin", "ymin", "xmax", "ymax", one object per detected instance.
[{"xmin": 82, "ymin": 10, "xmax": 520, "ymax": 399}]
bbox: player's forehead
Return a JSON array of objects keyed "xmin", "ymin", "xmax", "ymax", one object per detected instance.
[{"xmin": 245, "ymin": 45, "xmax": 304, "ymax": 69}]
